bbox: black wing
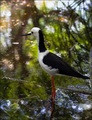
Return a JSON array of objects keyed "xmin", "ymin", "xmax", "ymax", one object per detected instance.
[{"xmin": 43, "ymin": 52, "xmax": 89, "ymax": 79}]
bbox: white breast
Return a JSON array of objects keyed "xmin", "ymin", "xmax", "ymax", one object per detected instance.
[{"xmin": 38, "ymin": 50, "xmax": 58, "ymax": 75}]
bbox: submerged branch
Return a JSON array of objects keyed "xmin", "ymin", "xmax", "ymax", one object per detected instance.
[{"xmin": 60, "ymin": 87, "xmax": 92, "ymax": 96}]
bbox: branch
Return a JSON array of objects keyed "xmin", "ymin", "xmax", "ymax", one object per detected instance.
[
  {"xmin": 2, "ymin": 77, "xmax": 92, "ymax": 96},
  {"xmin": 60, "ymin": 87, "xmax": 92, "ymax": 96}
]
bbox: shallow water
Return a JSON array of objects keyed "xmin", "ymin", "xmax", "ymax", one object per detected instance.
[{"xmin": 0, "ymin": 86, "xmax": 92, "ymax": 120}]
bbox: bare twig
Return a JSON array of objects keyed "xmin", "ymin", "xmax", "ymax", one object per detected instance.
[{"xmin": 60, "ymin": 87, "xmax": 92, "ymax": 96}]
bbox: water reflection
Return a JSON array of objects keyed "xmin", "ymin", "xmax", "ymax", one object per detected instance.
[
  {"xmin": 0, "ymin": 100, "xmax": 11, "ymax": 111},
  {"xmin": 0, "ymin": 88, "xmax": 92, "ymax": 120}
]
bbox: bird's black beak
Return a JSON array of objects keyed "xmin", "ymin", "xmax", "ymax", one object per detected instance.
[{"xmin": 22, "ymin": 32, "xmax": 31, "ymax": 36}]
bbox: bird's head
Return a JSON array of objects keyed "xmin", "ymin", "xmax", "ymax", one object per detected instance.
[{"xmin": 22, "ymin": 27, "xmax": 41, "ymax": 38}]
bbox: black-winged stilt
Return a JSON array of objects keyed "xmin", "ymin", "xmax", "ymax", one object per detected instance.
[{"xmin": 22, "ymin": 27, "xmax": 89, "ymax": 103}]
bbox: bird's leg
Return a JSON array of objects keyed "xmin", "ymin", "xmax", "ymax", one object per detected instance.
[
  {"xmin": 50, "ymin": 76, "xmax": 56, "ymax": 119},
  {"xmin": 45, "ymin": 76, "xmax": 56, "ymax": 113},
  {"xmin": 51, "ymin": 76, "xmax": 56, "ymax": 102}
]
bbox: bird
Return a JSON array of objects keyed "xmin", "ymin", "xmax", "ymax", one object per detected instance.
[{"xmin": 22, "ymin": 27, "xmax": 89, "ymax": 103}]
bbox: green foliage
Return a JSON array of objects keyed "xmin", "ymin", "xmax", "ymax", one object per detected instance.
[
  {"xmin": 0, "ymin": 0, "xmax": 91, "ymax": 100},
  {"xmin": 0, "ymin": 0, "xmax": 92, "ymax": 119}
]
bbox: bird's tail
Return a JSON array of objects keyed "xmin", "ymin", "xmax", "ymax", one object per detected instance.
[
  {"xmin": 70, "ymin": 71, "xmax": 90, "ymax": 79},
  {"xmin": 80, "ymin": 75, "xmax": 89, "ymax": 79},
  {"xmin": 63, "ymin": 68, "xmax": 90, "ymax": 79}
]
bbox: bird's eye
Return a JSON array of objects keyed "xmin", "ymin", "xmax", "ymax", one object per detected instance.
[{"xmin": 31, "ymin": 32, "xmax": 33, "ymax": 34}]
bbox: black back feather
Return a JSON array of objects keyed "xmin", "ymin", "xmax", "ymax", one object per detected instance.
[{"xmin": 43, "ymin": 52, "xmax": 89, "ymax": 79}]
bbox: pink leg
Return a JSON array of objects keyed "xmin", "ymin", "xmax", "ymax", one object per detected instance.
[{"xmin": 51, "ymin": 76, "xmax": 56, "ymax": 102}]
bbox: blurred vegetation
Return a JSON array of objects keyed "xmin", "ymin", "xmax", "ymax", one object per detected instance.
[
  {"xmin": 0, "ymin": 0, "xmax": 92, "ymax": 119},
  {"xmin": 0, "ymin": 0, "xmax": 92, "ymax": 99}
]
